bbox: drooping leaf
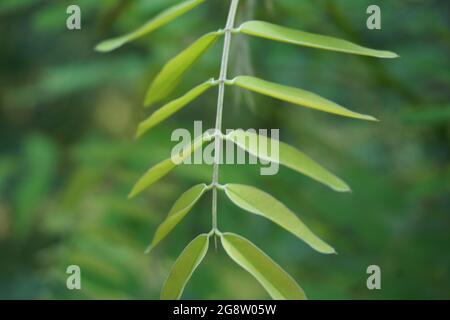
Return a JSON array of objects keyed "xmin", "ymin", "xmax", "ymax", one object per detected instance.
[
  {"xmin": 220, "ymin": 233, "xmax": 306, "ymax": 300},
  {"xmin": 146, "ymin": 184, "xmax": 209, "ymax": 253},
  {"xmin": 145, "ymin": 31, "xmax": 222, "ymax": 107},
  {"xmin": 161, "ymin": 234, "xmax": 209, "ymax": 300},
  {"xmin": 226, "ymin": 129, "xmax": 350, "ymax": 192},
  {"xmin": 224, "ymin": 184, "xmax": 335, "ymax": 254},
  {"xmin": 239, "ymin": 20, "xmax": 399, "ymax": 58},
  {"xmin": 233, "ymin": 76, "xmax": 377, "ymax": 121},
  {"xmin": 128, "ymin": 134, "xmax": 211, "ymax": 198},
  {"xmin": 137, "ymin": 79, "xmax": 216, "ymax": 138},
  {"xmin": 95, "ymin": 0, "xmax": 206, "ymax": 52}
]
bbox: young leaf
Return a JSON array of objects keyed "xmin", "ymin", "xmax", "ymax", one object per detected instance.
[
  {"xmin": 224, "ymin": 184, "xmax": 335, "ymax": 254},
  {"xmin": 137, "ymin": 79, "xmax": 216, "ymax": 138},
  {"xmin": 226, "ymin": 129, "xmax": 351, "ymax": 192},
  {"xmin": 233, "ymin": 76, "xmax": 377, "ymax": 121},
  {"xmin": 128, "ymin": 134, "xmax": 211, "ymax": 198},
  {"xmin": 146, "ymin": 184, "xmax": 209, "ymax": 253},
  {"xmin": 95, "ymin": 0, "xmax": 206, "ymax": 52},
  {"xmin": 239, "ymin": 20, "xmax": 399, "ymax": 58},
  {"xmin": 145, "ymin": 31, "xmax": 222, "ymax": 107},
  {"xmin": 161, "ymin": 234, "xmax": 209, "ymax": 300},
  {"xmin": 220, "ymin": 233, "xmax": 306, "ymax": 300}
]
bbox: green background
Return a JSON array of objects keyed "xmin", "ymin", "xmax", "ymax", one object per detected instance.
[{"xmin": 0, "ymin": 0, "xmax": 449, "ymax": 299}]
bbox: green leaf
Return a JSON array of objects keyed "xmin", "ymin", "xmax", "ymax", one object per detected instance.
[
  {"xmin": 128, "ymin": 134, "xmax": 211, "ymax": 198},
  {"xmin": 95, "ymin": 0, "xmax": 206, "ymax": 52},
  {"xmin": 239, "ymin": 20, "xmax": 399, "ymax": 58},
  {"xmin": 146, "ymin": 184, "xmax": 209, "ymax": 253},
  {"xmin": 224, "ymin": 184, "xmax": 335, "ymax": 254},
  {"xmin": 161, "ymin": 234, "xmax": 209, "ymax": 300},
  {"xmin": 233, "ymin": 76, "xmax": 377, "ymax": 121},
  {"xmin": 137, "ymin": 79, "xmax": 216, "ymax": 138},
  {"xmin": 226, "ymin": 129, "xmax": 350, "ymax": 192},
  {"xmin": 220, "ymin": 232, "xmax": 306, "ymax": 300},
  {"xmin": 145, "ymin": 31, "xmax": 221, "ymax": 107}
]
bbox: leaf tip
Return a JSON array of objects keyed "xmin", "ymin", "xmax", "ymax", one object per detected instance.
[
  {"xmin": 135, "ymin": 125, "xmax": 145, "ymax": 140},
  {"xmin": 334, "ymin": 183, "xmax": 352, "ymax": 193},
  {"xmin": 127, "ymin": 189, "xmax": 137, "ymax": 199},
  {"xmin": 382, "ymin": 51, "xmax": 400, "ymax": 59},
  {"xmin": 144, "ymin": 244, "xmax": 153, "ymax": 255},
  {"xmin": 365, "ymin": 115, "xmax": 379, "ymax": 122},
  {"xmin": 143, "ymin": 95, "xmax": 155, "ymax": 108},
  {"xmin": 94, "ymin": 43, "xmax": 107, "ymax": 53},
  {"xmin": 94, "ymin": 37, "xmax": 126, "ymax": 53},
  {"xmin": 390, "ymin": 52, "xmax": 400, "ymax": 59}
]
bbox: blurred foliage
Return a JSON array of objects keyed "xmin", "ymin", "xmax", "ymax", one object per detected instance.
[{"xmin": 0, "ymin": 0, "xmax": 449, "ymax": 299}]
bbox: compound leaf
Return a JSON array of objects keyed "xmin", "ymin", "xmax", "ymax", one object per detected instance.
[
  {"xmin": 161, "ymin": 234, "xmax": 209, "ymax": 300},
  {"xmin": 128, "ymin": 134, "xmax": 210, "ymax": 198},
  {"xmin": 233, "ymin": 76, "xmax": 377, "ymax": 121},
  {"xmin": 145, "ymin": 31, "xmax": 221, "ymax": 107},
  {"xmin": 95, "ymin": 0, "xmax": 206, "ymax": 52},
  {"xmin": 221, "ymin": 232, "xmax": 306, "ymax": 300},
  {"xmin": 147, "ymin": 184, "xmax": 209, "ymax": 252},
  {"xmin": 137, "ymin": 79, "xmax": 216, "ymax": 138},
  {"xmin": 224, "ymin": 184, "xmax": 335, "ymax": 254},
  {"xmin": 239, "ymin": 20, "xmax": 398, "ymax": 58},
  {"xmin": 226, "ymin": 129, "xmax": 350, "ymax": 192}
]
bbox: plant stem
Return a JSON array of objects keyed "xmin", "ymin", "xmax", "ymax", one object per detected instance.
[{"xmin": 211, "ymin": 0, "xmax": 240, "ymax": 246}]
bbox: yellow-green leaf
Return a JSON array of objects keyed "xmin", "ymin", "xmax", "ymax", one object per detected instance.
[
  {"xmin": 145, "ymin": 31, "xmax": 221, "ymax": 107},
  {"xmin": 146, "ymin": 184, "xmax": 209, "ymax": 253},
  {"xmin": 95, "ymin": 0, "xmax": 206, "ymax": 52},
  {"xmin": 137, "ymin": 79, "xmax": 216, "ymax": 138},
  {"xmin": 233, "ymin": 76, "xmax": 377, "ymax": 121},
  {"xmin": 239, "ymin": 20, "xmax": 399, "ymax": 58},
  {"xmin": 220, "ymin": 232, "xmax": 306, "ymax": 300},
  {"xmin": 128, "ymin": 134, "xmax": 210, "ymax": 198},
  {"xmin": 161, "ymin": 234, "xmax": 209, "ymax": 300},
  {"xmin": 226, "ymin": 129, "xmax": 350, "ymax": 192},
  {"xmin": 224, "ymin": 184, "xmax": 335, "ymax": 254}
]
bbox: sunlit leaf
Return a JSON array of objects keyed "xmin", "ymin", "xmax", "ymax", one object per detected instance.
[
  {"xmin": 239, "ymin": 20, "xmax": 399, "ymax": 58},
  {"xmin": 161, "ymin": 234, "xmax": 209, "ymax": 300},
  {"xmin": 145, "ymin": 31, "xmax": 221, "ymax": 107},
  {"xmin": 146, "ymin": 184, "xmax": 209, "ymax": 253},
  {"xmin": 137, "ymin": 79, "xmax": 216, "ymax": 138},
  {"xmin": 220, "ymin": 232, "xmax": 306, "ymax": 300},
  {"xmin": 226, "ymin": 129, "xmax": 350, "ymax": 192},
  {"xmin": 233, "ymin": 76, "xmax": 377, "ymax": 121},
  {"xmin": 128, "ymin": 134, "xmax": 211, "ymax": 198},
  {"xmin": 95, "ymin": 0, "xmax": 206, "ymax": 52},
  {"xmin": 224, "ymin": 184, "xmax": 335, "ymax": 254}
]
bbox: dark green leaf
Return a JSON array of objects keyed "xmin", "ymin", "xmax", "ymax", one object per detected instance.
[
  {"xmin": 161, "ymin": 234, "xmax": 209, "ymax": 300},
  {"xmin": 221, "ymin": 232, "xmax": 306, "ymax": 300}
]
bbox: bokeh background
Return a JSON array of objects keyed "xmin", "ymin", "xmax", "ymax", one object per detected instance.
[{"xmin": 0, "ymin": 0, "xmax": 449, "ymax": 299}]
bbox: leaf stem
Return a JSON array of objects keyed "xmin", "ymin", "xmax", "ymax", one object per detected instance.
[{"xmin": 211, "ymin": 0, "xmax": 240, "ymax": 249}]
